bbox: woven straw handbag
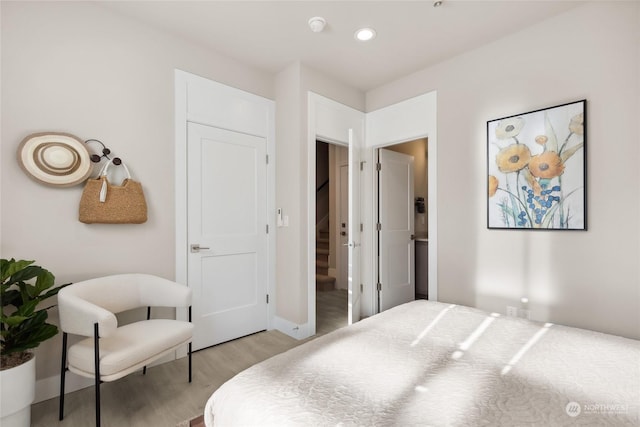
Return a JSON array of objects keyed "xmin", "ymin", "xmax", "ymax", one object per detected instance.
[{"xmin": 79, "ymin": 159, "xmax": 147, "ymax": 224}]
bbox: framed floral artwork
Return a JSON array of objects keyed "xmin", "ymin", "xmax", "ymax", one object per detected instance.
[{"xmin": 487, "ymin": 100, "xmax": 586, "ymax": 230}]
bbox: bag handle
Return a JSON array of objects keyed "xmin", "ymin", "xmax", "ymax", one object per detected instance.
[{"xmin": 98, "ymin": 159, "xmax": 133, "ymax": 203}]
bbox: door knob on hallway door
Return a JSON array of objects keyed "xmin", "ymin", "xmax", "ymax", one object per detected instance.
[{"xmin": 190, "ymin": 244, "xmax": 211, "ymax": 253}]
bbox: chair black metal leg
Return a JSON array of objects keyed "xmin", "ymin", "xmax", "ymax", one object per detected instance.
[
  {"xmin": 59, "ymin": 332, "xmax": 68, "ymax": 420},
  {"xmin": 188, "ymin": 342, "xmax": 192, "ymax": 383},
  {"xmin": 94, "ymin": 323, "xmax": 101, "ymax": 427},
  {"xmin": 143, "ymin": 306, "xmax": 151, "ymax": 375}
]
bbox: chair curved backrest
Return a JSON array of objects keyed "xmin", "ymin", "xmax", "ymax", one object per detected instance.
[{"xmin": 58, "ymin": 273, "xmax": 191, "ymax": 337}]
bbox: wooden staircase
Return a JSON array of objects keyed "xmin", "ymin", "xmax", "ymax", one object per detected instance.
[{"xmin": 316, "ymin": 229, "xmax": 336, "ymax": 291}]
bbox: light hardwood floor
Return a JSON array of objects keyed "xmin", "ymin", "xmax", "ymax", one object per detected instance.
[{"xmin": 32, "ymin": 289, "xmax": 347, "ymax": 427}]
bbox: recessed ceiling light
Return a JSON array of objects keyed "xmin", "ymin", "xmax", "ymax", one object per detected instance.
[{"xmin": 354, "ymin": 28, "xmax": 376, "ymax": 42}]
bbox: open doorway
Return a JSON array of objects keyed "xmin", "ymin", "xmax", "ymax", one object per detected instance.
[
  {"xmin": 315, "ymin": 140, "xmax": 348, "ymax": 335},
  {"xmin": 376, "ymin": 137, "xmax": 429, "ymax": 313},
  {"xmin": 307, "ymin": 90, "xmax": 436, "ymax": 339}
]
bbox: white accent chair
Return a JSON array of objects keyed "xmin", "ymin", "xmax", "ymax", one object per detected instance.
[{"xmin": 57, "ymin": 274, "xmax": 193, "ymax": 426}]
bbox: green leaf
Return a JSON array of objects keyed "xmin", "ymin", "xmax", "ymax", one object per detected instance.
[
  {"xmin": 1, "ymin": 315, "xmax": 30, "ymax": 326},
  {"xmin": 1, "ymin": 259, "xmax": 34, "ymax": 283},
  {"xmin": 544, "ymin": 112, "xmax": 558, "ymax": 153},
  {"xmin": 1, "ymin": 259, "xmax": 64, "ymax": 355},
  {"xmin": 542, "ymin": 187, "xmax": 582, "ymax": 228},
  {"xmin": 1, "ymin": 289, "xmax": 22, "ymax": 308},
  {"xmin": 16, "ymin": 300, "xmax": 39, "ymax": 317},
  {"xmin": 560, "ymin": 142, "xmax": 583, "ymax": 163},
  {"xmin": 39, "ymin": 283, "xmax": 70, "ymax": 300},
  {"xmin": 9, "ymin": 265, "xmax": 45, "ymax": 287}
]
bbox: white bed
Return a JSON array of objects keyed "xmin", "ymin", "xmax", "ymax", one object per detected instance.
[{"xmin": 205, "ymin": 300, "xmax": 640, "ymax": 426}]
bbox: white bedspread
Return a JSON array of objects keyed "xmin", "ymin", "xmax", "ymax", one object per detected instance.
[{"xmin": 205, "ymin": 300, "xmax": 640, "ymax": 426}]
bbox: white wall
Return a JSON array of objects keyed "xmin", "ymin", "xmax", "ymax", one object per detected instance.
[
  {"xmin": 274, "ymin": 63, "xmax": 304, "ymax": 326},
  {"xmin": 367, "ymin": 1, "xmax": 640, "ymax": 340},
  {"xmin": 1, "ymin": 1, "xmax": 273, "ymax": 391},
  {"xmin": 274, "ymin": 62, "xmax": 364, "ymax": 335}
]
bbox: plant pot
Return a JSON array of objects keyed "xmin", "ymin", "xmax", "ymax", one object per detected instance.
[{"xmin": 0, "ymin": 354, "xmax": 36, "ymax": 427}]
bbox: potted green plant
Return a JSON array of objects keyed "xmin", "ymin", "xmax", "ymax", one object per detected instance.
[{"xmin": 1, "ymin": 258, "xmax": 69, "ymax": 427}]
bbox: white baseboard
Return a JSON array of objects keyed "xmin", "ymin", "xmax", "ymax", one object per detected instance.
[
  {"xmin": 35, "ymin": 373, "xmax": 93, "ymax": 404},
  {"xmin": 34, "ymin": 352, "xmax": 176, "ymax": 404},
  {"xmin": 272, "ymin": 316, "xmax": 310, "ymax": 340}
]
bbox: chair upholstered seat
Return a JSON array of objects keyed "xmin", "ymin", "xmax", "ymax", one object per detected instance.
[{"xmin": 68, "ymin": 319, "xmax": 194, "ymax": 381}]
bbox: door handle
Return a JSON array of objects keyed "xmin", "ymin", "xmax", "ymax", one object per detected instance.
[{"xmin": 190, "ymin": 244, "xmax": 211, "ymax": 253}]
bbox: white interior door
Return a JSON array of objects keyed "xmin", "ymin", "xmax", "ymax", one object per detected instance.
[
  {"xmin": 378, "ymin": 148, "xmax": 415, "ymax": 312},
  {"xmin": 348, "ymin": 129, "xmax": 362, "ymax": 324},
  {"xmin": 187, "ymin": 122, "xmax": 268, "ymax": 350}
]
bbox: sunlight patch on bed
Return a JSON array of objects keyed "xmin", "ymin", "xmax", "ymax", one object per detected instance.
[
  {"xmin": 414, "ymin": 385, "xmax": 429, "ymax": 393},
  {"xmin": 451, "ymin": 312, "xmax": 500, "ymax": 359},
  {"xmin": 501, "ymin": 323, "xmax": 553, "ymax": 375},
  {"xmin": 410, "ymin": 304, "xmax": 455, "ymax": 347}
]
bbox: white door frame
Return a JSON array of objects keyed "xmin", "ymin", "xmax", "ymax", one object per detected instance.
[
  {"xmin": 307, "ymin": 91, "xmax": 437, "ymax": 329},
  {"xmin": 307, "ymin": 93, "xmax": 364, "ymax": 336},
  {"xmin": 366, "ymin": 91, "xmax": 438, "ymax": 311},
  {"xmin": 175, "ymin": 69, "xmax": 276, "ymax": 331}
]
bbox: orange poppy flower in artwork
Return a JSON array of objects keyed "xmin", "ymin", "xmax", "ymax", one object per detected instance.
[
  {"xmin": 535, "ymin": 135, "xmax": 548, "ymax": 146},
  {"xmin": 488, "ymin": 175, "xmax": 498, "ymax": 197},
  {"xmin": 495, "ymin": 144, "xmax": 531, "ymax": 173},
  {"xmin": 528, "ymin": 151, "xmax": 565, "ymax": 179}
]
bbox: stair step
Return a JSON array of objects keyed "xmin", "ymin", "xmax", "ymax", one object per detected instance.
[
  {"xmin": 316, "ymin": 248, "xmax": 329, "ymax": 255},
  {"xmin": 316, "ymin": 274, "xmax": 336, "ymax": 292},
  {"xmin": 317, "ymin": 237, "xmax": 329, "ymax": 244},
  {"xmin": 316, "ymin": 258, "xmax": 329, "ymax": 275},
  {"xmin": 316, "ymin": 273, "xmax": 335, "ymax": 282},
  {"xmin": 316, "ymin": 260, "xmax": 329, "ymax": 268}
]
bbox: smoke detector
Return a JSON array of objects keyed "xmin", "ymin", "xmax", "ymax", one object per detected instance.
[{"xmin": 308, "ymin": 17, "xmax": 326, "ymax": 33}]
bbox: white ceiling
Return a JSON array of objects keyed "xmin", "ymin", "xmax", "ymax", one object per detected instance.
[{"xmin": 98, "ymin": 1, "xmax": 584, "ymax": 92}]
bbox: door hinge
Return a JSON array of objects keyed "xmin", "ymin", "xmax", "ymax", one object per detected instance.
[
  {"xmin": 266, "ymin": 154, "xmax": 269, "ymax": 164},
  {"xmin": 266, "ymin": 294, "xmax": 269, "ymax": 304},
  {"xmin": 376, "ymin": 162, "xmax": 382, "ymax": 171},
  {"xmin": 360, "ymin": 283, "xmax": 364, "ymax": 293},
  {"xmin": 266, "ymin": 224, "xmax": 269, "ymax": 234},
  {"xmin": 360, "ymin": 223, "xmax": 364, "ymax": 232},
  {"xmin": 377, "ymin": 282, "xmax": 382, "ymax": 291},
  {"xmin": 360, "ymin": 161, "xmax": 365, "ymax": 171},
  {"xmin": 376, "ymin": 223, "xmax": 382, "ymax": 231}
]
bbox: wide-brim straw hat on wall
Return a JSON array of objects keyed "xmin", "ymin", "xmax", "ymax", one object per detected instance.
[{"xmin": 17, "ymin": 132, "xmax": 93, "ymax": 187}]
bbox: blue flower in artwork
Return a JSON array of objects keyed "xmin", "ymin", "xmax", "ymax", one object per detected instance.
[
  {"xmin": 516, "ymin": 210, "xmax": 528, "ymax": 227},
  {"xmin": 520, "ymin": 183, "xmax": 564, "ymax": 226}
]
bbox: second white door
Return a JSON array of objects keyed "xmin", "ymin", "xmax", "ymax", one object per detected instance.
[
  {"xmin": 378, "ymin": 148, "xmax": 415, "ymax": 312},
  {"xmin": 187, "ymin": 122, "xmax": 268, "ymax": 350}
]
